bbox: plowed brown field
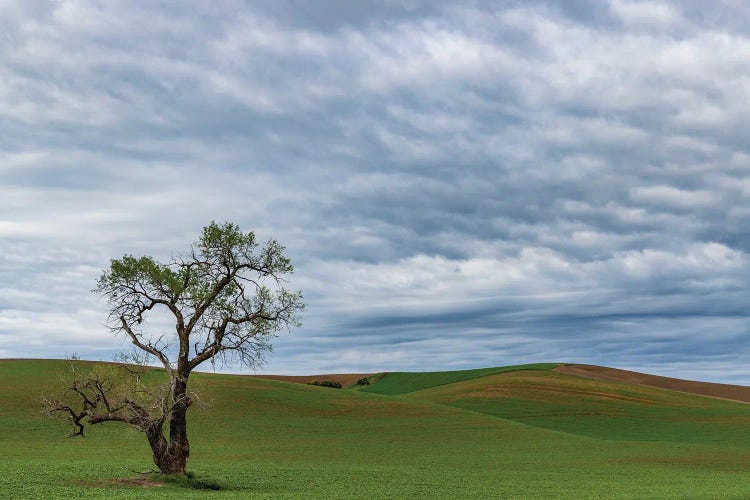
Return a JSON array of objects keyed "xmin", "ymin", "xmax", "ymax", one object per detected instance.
[{"xmin": 554, "ymin": 364, "xmax": 750, "ymax": 403}]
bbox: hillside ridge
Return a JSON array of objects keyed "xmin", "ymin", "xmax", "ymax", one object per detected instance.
[
  {"xmin": 555, "ymin": 364, "xmax": 750, "ymax": 404},
  {"xmin": 3, "ymin": 358, "xmax": 749, "ymax": 403}
]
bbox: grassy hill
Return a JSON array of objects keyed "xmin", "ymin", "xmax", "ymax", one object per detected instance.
[
  {"xmin": 2, "ymin": 359, "xmax": 750, "ymax": 498},
  {"xmin": 358, "ymin": 363, "xmax": 558, "ymax": 395},
  {"xmin": 404, "ymin": 368, "xmax": 750, "ymax": 443}
]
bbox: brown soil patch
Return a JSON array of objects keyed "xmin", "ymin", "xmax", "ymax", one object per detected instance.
[
  {"xmin": 73, "ymin": 477, "xmax": 165, "ymax": 488},
  {"xmin": 250, "ymin": 373, "xmax": 373, "ymax": 388},
  {"xmin": 555, "ymin": 364, "xmax": 750, "ymax": 404},
  {"xmin": 112, "ymin": 477, "xmax": 165, "ymax": 488}
]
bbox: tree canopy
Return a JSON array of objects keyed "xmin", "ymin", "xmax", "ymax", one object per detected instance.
[{"xmin": 97, "ymin": 221, "xmax": 302, "ymax": 372}]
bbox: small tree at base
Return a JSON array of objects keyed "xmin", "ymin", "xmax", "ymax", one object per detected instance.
[{"xmin": 45, "ymin": 222, "xmax": 304, "ymax": 475}]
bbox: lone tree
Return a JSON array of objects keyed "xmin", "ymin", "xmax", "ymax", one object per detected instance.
[{"xmin": 46, "ymin": 222, "xmax": 303, "ymax": 475}]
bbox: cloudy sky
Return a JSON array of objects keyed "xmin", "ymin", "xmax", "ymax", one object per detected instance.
[{"xmin": 3, "ymin": 0, "xmax": 750, "ymax": 382}]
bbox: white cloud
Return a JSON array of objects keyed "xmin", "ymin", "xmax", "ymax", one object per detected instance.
[
  {"xmin": 610, "ymin": 0, "xmax": 683, "ymax": 29},
  {"xmin": 630, "ymin": 185, "xmax": 718, "ymax": 209}
]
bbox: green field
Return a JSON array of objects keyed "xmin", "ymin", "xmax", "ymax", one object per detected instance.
[
  {"xmin": 359, "ymin": 363, "xmax": 558, "ymax": 395},
  {"xmin": 2, "ymin": 359, "xmax": 750, "ymax": 498}
]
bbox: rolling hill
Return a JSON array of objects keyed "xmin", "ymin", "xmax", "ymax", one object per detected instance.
[
  {"xmin": 554, "ymin": 363, "xmax": 750, "ymax": 403},
  {"xmin": 2, "ymin": 359, "xmax": 750, "ymax": 498}
]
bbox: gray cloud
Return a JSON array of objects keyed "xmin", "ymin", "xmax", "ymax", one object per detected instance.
[{"xmin": 2, "ymin": 0, "xmax": 750, "ymax": 382}]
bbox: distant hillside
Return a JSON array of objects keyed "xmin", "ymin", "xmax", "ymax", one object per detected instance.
[
  {"xmin": 359, "ymin": 363, "xmax": 559, "ymax": 395},
  {"xmin": 252, "ymin": 362, "xmax": 750, "ymax": 403},
  {"xmin": 402, "ymin": 368, "xmax": 750, "ymax": 442},
  {"xmin": 554, "ymin": 364, "xmax": 750, "ymax": 404},
  {"xmin": 250, "ymin": 372, "xmax": 373, "ymax": 388}
]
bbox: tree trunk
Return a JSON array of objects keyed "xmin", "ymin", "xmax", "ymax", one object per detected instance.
[
  {"xmin": 145, "ymin": 423, "xmax": 179, "ymax": 474},
  {"xmin": 144, "ymin": 412, "xmax": 190, "ymax": 475},
  {"xmin": 142, "ymin": 375, "xmax": 193, "ymax": 475},
  {"xmin": 160, "ymin": 376, "xmax": 192, "ymax": 475},
  {"xmin": 165, "ymin": 406, "xmax": 189, "ymax": 475}
]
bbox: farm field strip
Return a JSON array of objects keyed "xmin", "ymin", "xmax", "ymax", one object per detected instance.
[{"xmin": 2, "ymin": 359, "xmax": 750, "ymax": 498}]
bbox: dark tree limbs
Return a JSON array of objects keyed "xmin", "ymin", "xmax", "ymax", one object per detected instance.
[{"xmin": 46, "ymin": 222, "xmax": 304, "ymax": 475}]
